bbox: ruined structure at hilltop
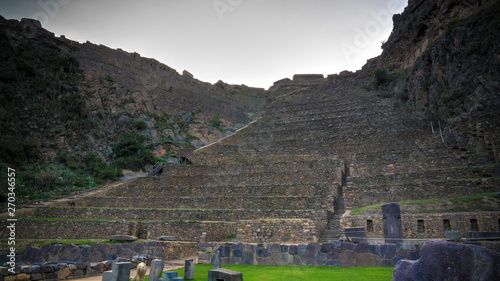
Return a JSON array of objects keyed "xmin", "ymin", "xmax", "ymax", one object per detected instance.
[{"xmin": 1, "ymin": 0, "xmax": 499, "ymax": 246}]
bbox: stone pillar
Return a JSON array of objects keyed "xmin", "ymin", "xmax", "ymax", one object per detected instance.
[
  {"xmin": 149, "ymin": 259, "xmax": 165, "ymax": 281},
  {"xmin": 382, "ymin": 202, "xmax": 403, "ymax": 243},
  {"xmin": 213, "ymin": 250, "xmax": 221, "ymax": 269},
  {"xmin": 184, "ymin": 259, "xmax": 195, "ymax": 280},
  {"xmin": 102, "ymin": 262, "xmax": 130, "ymax": 281}
]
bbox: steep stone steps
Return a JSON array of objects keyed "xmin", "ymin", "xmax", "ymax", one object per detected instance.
[
  {"xmin": 51, "ymin": 195, "xmax": 328, "ymax": 210},
  {"xmin": 318, "ymin": 213, "xmax": 344, "ymax": 243}
]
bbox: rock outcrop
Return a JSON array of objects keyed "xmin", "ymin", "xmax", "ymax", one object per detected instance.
[{"xmin": 392, "ymin": 240, "xmax": 500, "ymax": 281}]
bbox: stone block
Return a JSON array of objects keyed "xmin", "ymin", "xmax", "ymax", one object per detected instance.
[
  {"xmin": 345, "ymin": 227, "xmax": 367, "ymax": 243},
  {"xmin": 161, "ymin": 271, "xmax": 178, "ymax": 281},
  {"xmin": 277, "ymin": 253, "xmax": 294, "ymax": 266},
  {"xmin": 466, "ymin": 231, "xmax": 500, "ymax": 241},
  {"xmin": 320, "ymin": 243, "xmax": 333, "ymax": 253},
  {"xmin": 315, "ymin": 252, "xmax": 326, "ymax": 264},
  {"xmin": 220, "ymin": 245, "xmax": 231, "ymax": 258},
  {"xmin": 355, "ymin": 253, "xmax": 380, "ymax": 267},
  {"xmin": 297, "ymin": 244, "xmax": 307, "ymax": 256},
  {"xmin": 392, "ymin": 240, "xmax": 500, "ymax": 281},
  {"xmin": 288, "ymin": 245, "xmax": 298, "ymax": 255},
  {"xmin": 341, "ymin": 242, "xmax": 355, "ymax": 251},
  {"xmin": 30, "ymin": 273, "xmax": 43, "ymax": 281},
  {"xmin": 102, "ymin": 262, "xmax": 130, "ymax": 281},
  {"xmin": 149, "ymin": 259, "xmax": 165, "ymax": 281},
  {"xmin": 269, "ymin": 243, "xmax": 281, "ymax": 253},
  {"xmin": 15, "ymin": 273, "xmax": 30, "ymax": 281},
  {"xmin": 325, "ymin": 259, "xmax": 341, "ymax": 266},
  {"xmin": 382, "ymin": 202, "xmax": 403, "ymax": 243},
  {"xmin": 292, "ymin": 255, "xmax": 303, "ymax": 266},
  {"xmin": 241, "ymin": 252, "xmax": 257, "ymax": 265},
  {"xmin": 280, "ymin": 245, "xmax": 289, "ymax": 253},
  {"xmin": 354, "ymin": 243, "xmax": 370, "ymax": 253},
  {"xmin": 256, "ymin": 249, "xmax": 271, "ymax": 258},
  {"xmin": 157, "ymin": 236, "xmax": 176, "ymax": 241},
  {"xmin": 445, "ymin": 230, "xmax": 461, "ymax": 241},
  {"xmin": 379, "ymin": 244, "xmax": 396, "ymax": 259},
  {"xmin": 172, "ymin": 278, "xmax": 184, "ymax": 281},
  {"xmin": 57, "ymin": 267, "xmax": 73, "ymax": 279},
  {"xmin": 109, "ymin": 235, "xmax": 137, "ymax": 241},
  {"xmin": 340, "ymin": 250, "xmax": 356, "ymax": 267},
  {"xmin": 184, "ymin": 259, "xmax": 194, "ymax": 280},
  {"xmin": 207, "ymin": 268, "xmax": 243, "ymax": 281},
  {"xmin": 333, "ymin": 240, "xmax": 342, "ymax": 248}
]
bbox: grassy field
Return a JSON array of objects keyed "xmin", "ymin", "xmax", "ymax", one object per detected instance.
[
  {"xmin": 157, "ymin": 264, "xmax": 394, "ymax": 281},
  {"xmin": 350, "ymin": 192, "xmax": 500, "ymax": 215}
]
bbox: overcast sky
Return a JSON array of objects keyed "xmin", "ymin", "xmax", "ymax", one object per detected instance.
[{"xmin": 1, "ymin": 0, "xmax": 407, "ymax": 89}]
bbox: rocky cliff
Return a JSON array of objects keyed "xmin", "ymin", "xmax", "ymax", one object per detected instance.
[{"xmin": 0, "ymin": 16, "xmax": 269, "ymax": 199}]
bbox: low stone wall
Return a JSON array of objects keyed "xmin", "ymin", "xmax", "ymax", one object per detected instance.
[
  {"xmin": 0, "ymin": 220, "xmax": 236, "ymax": 242},
  {"xmin": 198, "ymin": 241, "xmax": 421, "ymax": 267},
  {"xmin": 237, "ymin": 219, "xmax": 319, "ymax": 243},
  {"xmin": 341, "ymin": 211, "xmax": 500, "ymax": 240},
  {"xmin": 198, "ymin": 241, "xmax": 500, "ymax": 267},
  {"xmin": 0, "ymin": 241, "xmax": 197, "ymax": 281}
]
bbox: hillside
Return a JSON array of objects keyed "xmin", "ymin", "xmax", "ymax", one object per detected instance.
[
  {"xmin": 0, "ymin": 0, "xmax": 499, "ymax": 246},
  {"xmin": 0, "ymin": 16, "xmax": 270, "ymax": 200}
]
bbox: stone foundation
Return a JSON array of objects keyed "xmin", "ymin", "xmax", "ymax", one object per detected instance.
[{"xmin": 341, "ymin": 211, "xmax": 500, "ymax": 240}]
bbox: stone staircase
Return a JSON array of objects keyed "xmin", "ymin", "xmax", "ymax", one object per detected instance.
[{"xmin": 5, "ymin": 71, "xmax": 498, "ymax": 244}]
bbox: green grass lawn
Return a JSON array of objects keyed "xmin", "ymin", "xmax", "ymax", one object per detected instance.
[{"xmin": 157, "ymin": 264, "xmax": 394, "ymax": 281}]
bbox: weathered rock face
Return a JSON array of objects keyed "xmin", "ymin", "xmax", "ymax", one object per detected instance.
[
  {"xmin": 392, "ymin": 240, "xmax": 500, "ymax": 281},
  {"xmin": 0, "ymin": 15, "xmax": 270, "ymax": 163}
]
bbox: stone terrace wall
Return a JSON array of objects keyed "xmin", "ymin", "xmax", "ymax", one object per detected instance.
[
  {"xmin": 55, "ymin": 195, "xmax": 325, "ymax": 210},
  {"xmin": 341, "ymin": 211, "xmax": 500, "ymax": 240},
  {"xmin": 198, "ymin": 241, "xmax": 421, "ymax": 267},
  {"xmin": 0, "ymin": 220, "xmax": 236, "ymax": 242},
  {"xmin": 27, "ymin": 207, "xmax": 317, "ymax": 221},
  {"xmin": 236, "ymin": 219, "xmax": 320, "ymax": 243}
]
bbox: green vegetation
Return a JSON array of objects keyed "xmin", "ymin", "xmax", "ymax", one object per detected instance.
[
  {"xmin": 210, "ymin": 115, "xmax": 223, "ymax": 129},
  {"xmin": 373, "ymin": 67, "xmax": 389, "ymax": 88},
  {"xmin": 104, "ymin": 74, "xmax": 113, "ymax": 82},
  {"xmin": 351, "ymin": 192, "xmax": 500, "ymax": 215},
  {"xmin": 160, "ymin": 264, "xmax": 393, "ymax": 281},
  {"xmin": 133, "ymin": 120, "xmax": 148, "ymax": 130},
  {"xmin": 112, "ymin": 131, "xmax": 155, "ymax": 171}
]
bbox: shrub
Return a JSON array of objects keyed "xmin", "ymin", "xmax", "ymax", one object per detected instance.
[
  {"xmin": 112, "ymin": 131, "xmax": 154, "ymax": 171},
  {"xmin": 373, "ymin": 67, "xmax": 388, "ymax": 88},
  {"xmin": 210, "ymin": 115, "xmax": 223, "ymax": 129},
  {"xmin": 132, "ymin": 120, "xmax": 147, "ymax": 130}
]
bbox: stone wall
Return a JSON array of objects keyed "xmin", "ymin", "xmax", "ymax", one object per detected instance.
[
  {"xmin": 0, "ymin": 241, "xmax": 197, "ymax": 281},
  {"xmin": 341, "ymin": 211, "xmax": 500, "ymax": 240},
  {"xmin": 54, "ymin": 195, "xmax": 326, "ymax": 210},
  {"xmin": 236, "ymin": 219, "xmax": 319, "ymax": 243},
  {"xmin": 198, "ymin": 241, "xmax": 421, "ymax": 267},
  {"xmin": 24, "ymin": 207, "xmax": 317, "ymax": 221},
  {"xmin": 0, "ymin": 220, "xmax": 236, "ymax": 242}
]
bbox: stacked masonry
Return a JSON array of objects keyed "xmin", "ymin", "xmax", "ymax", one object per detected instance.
[{"xmin": 4, "ymin": 72, "xmax": 498, "ymax": 243}]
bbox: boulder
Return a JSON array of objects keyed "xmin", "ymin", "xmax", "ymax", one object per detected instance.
[
  {"xmin": 109, "ymin": 235, "xmax": 137, "ymax": 241},
  {"xmin": 157, "ymin": 236, "xmax": 177, "ymax": 241},
  {"xmin": 392, "ymin": 240, "xmax": 500, "ymax": 281}
]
